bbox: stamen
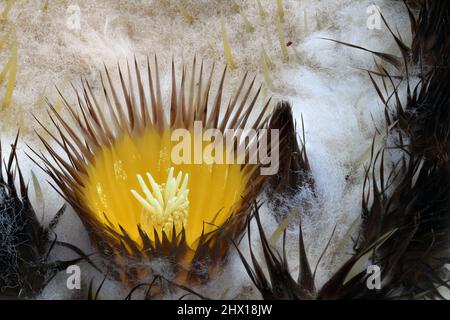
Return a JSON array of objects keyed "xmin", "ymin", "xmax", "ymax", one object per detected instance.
[{"xmin": 131, "ymin": 167, "xmax": 189, "ymax": 232}]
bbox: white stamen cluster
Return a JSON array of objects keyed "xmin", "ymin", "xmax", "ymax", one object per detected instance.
[{"xmin": 131, "ymin": 168, "xmax": 189, "ymax": 232}]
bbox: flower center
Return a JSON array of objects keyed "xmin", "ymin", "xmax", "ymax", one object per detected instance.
[{"xmin": 131, "ymin": 167, "xmax": 189, "ymax": 233}]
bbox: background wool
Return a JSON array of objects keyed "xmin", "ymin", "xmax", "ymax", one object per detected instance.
[{"xmin": 0, "ymin": 0, "xmax": 412, "ymax": 299}]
